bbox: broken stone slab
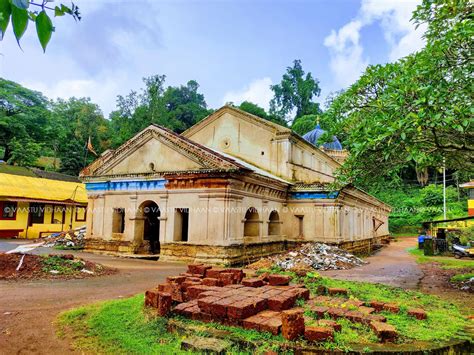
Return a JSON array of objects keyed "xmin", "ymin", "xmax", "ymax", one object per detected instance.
[
  {"xmin": 369, "ymin": 300, "xmax": 385, "ymax": 312},
  {"xmin": 370, "ymin": 321, "xmax": 398, "ymax": 342},
  {"xmin": 281, "ymin": 308, "xmax": 305, "ymax": 341},
  {"xmin": 181, "ymin": 336, "xmax": 232, "ymax": 354},
  {"xmin": 304, "ymin": 326, "xmax": 334, "ymax": 342},
  {"xmin": 268, "ymin": 274, "xmax": 292, "ymax": 286},
  {"xmin": 327, "ymin": 287, "xmax": 348, "ymax": 296},
  {"xmin": 241, "ymin": 278, "xmax": 265, "ymax": 287},
  {"xmin": 407, "ymin": 308, "xmax": 427, "ymax": 320},
  {"xmin": 317, "ymin": 319, "xmax": 341, "ymax": 332},
  {"xmin": 383, "ymin": 303, "xmax": 400, "ymax": 314}
]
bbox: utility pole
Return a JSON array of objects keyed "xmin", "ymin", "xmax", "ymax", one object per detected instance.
[{"xmin": 443, "ymin": 158, "xmax": 447, "ymax": 220}]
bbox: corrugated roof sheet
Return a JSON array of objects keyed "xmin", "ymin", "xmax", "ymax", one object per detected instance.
[{"xmin": 0, "ymin": 173, "xmax": 87, "ymax": 203}]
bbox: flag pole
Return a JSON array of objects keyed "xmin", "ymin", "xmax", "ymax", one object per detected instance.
[{"xmin": 83, "ymin": 139, "xmax": 89, "ymax": 168}]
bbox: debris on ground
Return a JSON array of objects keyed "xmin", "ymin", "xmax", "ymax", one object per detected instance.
[
  {"xmin": 451, "ymin": 276, "xmax": 474, "ymax": 293},
  {"xmin": 247, "ymin": 243, "xmax": 366, "ymax": 271},
  {"xmin": 40, "ymin": 225, "xmax": 86, "ymax": 249},
  {"xmin": 0, "ymin": 253, "xmax": 115, "ymax": 280}
]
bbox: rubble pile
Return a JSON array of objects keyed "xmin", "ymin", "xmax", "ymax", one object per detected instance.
[
  {"xmin": 248, "ymin": 243, "xmax": 366, "ymax": 271},
  {"xmin": 145, "ymin": 265, "xmax": 429, "ymax": 344},
  {"xmin": 41, "ymin": 225, "xmax": 86, "ymax": 249}
]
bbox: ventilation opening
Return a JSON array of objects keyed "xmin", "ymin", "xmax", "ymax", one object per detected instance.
[
  {"xmin": 296, "ymin": 215, "xmax": 304, "ymax": 237},
  {"xmin": 112, "ymin": 208, "xmax": 125, "ymax": 233},
  {"xmin": 174, "ymin": 208, "xmax": 189, "ymax": 242}
]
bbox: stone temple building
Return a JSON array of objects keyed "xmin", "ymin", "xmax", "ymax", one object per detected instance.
[{"xmin": 80, "ymin": 106, "xmax": 390, "ymax": 264}]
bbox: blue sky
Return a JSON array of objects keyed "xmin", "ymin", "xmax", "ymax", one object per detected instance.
[{"xmin": 0, "ymin": 0, "xmax": 425, "ymax": 117}]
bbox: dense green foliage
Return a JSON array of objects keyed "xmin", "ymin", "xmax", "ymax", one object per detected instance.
[
  {"xmin": 291, "ymin": 114, "xmax": 319, "ymax": 136},
  {"xmin": 323, "ymin": 0, "xmax": 473, "ymax": 188},
  {"xmin": 0, "ymin": 0, "xmax": 80, "ymax": 51},
  {"xmin": 109, "ymin": 76, "xmax": 212, "ymax": 147},
  {"xmin": 0, "ymin": 76, "xmax": 217, "ymax": 174},
  {"xmin": 374, "ymin": 183, "xmax": 467, "ymax": 233},
  {"xmin": 238, "ymin": 101, "xmax": 287, "ymax": 127},
  {"xmin": 270, "ymin": 59, "xmax": 322, "ymax": 120}
]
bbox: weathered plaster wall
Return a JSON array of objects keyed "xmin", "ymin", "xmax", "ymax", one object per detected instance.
[{"xmin": 184, "ymin": 110, "xmax": 339, "ymax": 184}]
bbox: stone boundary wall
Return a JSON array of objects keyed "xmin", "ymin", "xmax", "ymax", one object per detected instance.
[{"xmin": 84, "ymin": 235, "xmax": 390, "ymax": 263}]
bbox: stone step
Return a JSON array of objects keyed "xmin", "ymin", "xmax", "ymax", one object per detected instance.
[{"xmin": 181, "ymin": 336, "xmax": 233, "ymax": 354}]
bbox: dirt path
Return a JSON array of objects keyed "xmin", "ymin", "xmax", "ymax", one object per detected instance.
[
  {"xmin": 320, "ymin": 238, "xmax": 424, "ymax": 289},
  {"xmin": 0, "ymin": 241, "xmax": 186, "ymax": 355},
  {"xmin": 0, "ymin": 238, "xmax": 470, "ymax": 354}
]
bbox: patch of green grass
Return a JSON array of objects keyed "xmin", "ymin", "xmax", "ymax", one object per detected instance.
[
  {"xmin": 408, "ymin": 248, "xmax": 474, "ymax": 269},
  {"xmin": 57, "ymin": 271, "xmax": 470, "ymax": 353},
  {"xmin": 303, "ymin": 276, "xmax": 470, "ymax": 344},
  {"xmin": 54, "ymin": 245, "xmax": 84, "ymax": 251},
  {"xmin": 41, "ymin": 255, "xmax": 84, "ymax": 274},
  {"xmin": 57, "ymin": 294, "xmax": 185, "ymax": 354},
  {"xmin": 450, "ymin": 273, "xmax": 474, "ymax": 283}
]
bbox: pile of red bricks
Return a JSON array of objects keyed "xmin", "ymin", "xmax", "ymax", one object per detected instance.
[{"xmin": 144, "ymin": 265, "xmax": 428, "ymax": 344}]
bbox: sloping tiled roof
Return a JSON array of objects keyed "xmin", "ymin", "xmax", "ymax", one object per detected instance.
[
  {"xmin": 0, "ymin": 173, "xmax": 87, "ymax": 203},
  {"xmin": 0, "ymin": 164, "xmax": 80, "ymax": 182}
]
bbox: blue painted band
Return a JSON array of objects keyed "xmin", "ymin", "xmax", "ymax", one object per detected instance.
[
  {"xmin": 85, "ymin": 179, "xmax": 167, "ymax": 192},
  {"xmin": 290, "ymin": 191, "xmax": 339, "ymax": 200}
]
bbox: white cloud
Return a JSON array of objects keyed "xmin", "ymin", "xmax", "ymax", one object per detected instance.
[
  {"xmin": 222, "ymin": 77, "xmax": 273, "ymax": 111},
  {"xmin": 324, "ymin": 20, "xmax": 368, "ymax": 87},
  {"xmin": 324, "ymin": 0, "xmax": 425, "ymax": 87},
  {"xmin": 23, "ymin": 76, "xmax": 125, "ymax": 115}
]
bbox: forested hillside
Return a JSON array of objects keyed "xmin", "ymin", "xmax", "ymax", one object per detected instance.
[{"xmin": 0, "ymin": 0, "xmax": 472, "ymax": 232}]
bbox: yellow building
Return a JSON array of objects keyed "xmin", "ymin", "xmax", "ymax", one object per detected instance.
[
  {"xmin": 461, "ymin": 181, "xmax": 474, "ymax": 216},
  {"xmin": 0, "ymin": 166, "xmax": 87, "ymax": 239}
]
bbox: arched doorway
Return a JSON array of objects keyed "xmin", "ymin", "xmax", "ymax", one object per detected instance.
[
  {"xmin": 244, "ymin": 207, "xmax": 260, "ymax": 237},
  {"xmin": 141, "ymin": 201, "xmax": 160, "ymax": 254},
  {"xmin": 268, "ymin": 210, "xmax": 280, "ymax": 236}
]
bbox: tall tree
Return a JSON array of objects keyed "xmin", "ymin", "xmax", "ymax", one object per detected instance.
[
  {"xmin": 324, "ymin": 0, "xmax": 473, "ymax": 188},
  {"xmin": 50, "ymin": 97, "xmax": 109, "ymax": 175},
  {"xmin": 270, "ymin": 60, "xmax": 322, "ymax": 120},
  {"xmin": 110, "ymin": 75, "xmax": 211, "ymax": 147},
  {"xmin": 0, "ymin": 78, "xmax": 50, "ymax": 162}
]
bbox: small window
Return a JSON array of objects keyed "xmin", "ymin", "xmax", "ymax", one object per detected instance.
[
  {"xmin": 174, "ymin": 208, "xmax": 189, "ymax": 242},
  {"xmin": 76, "ymin": 206, "xmax": 86, "ymax": 222},
  {"xmin": 1, "ymin": 202, "xmax": 17, "ymax": 220},
  {"xmin": 295, "ymin": 215, "xmax": 304, "ymax": 237},
  {"xmin": 112, "ymin": 208, "xmax": 125, "ymax": 233},
  {"xmin": 29, "ymin": 203, "xmax": 45, "ymax": 226},
  {"xmin": 52, "ymin": 205, "xmax": 66, "ymax": 224}
]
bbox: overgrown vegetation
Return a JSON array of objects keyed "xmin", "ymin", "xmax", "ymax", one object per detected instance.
[
  {"xmin": 373, "ymin": 184, "xmax": 468, "ymax": 233},
  {"xmin": 451, "ymin": 273, "xmax": 474, "ymax": 283},
  {"xmin": 408, "ymin": 248, "xmax": 474, "ymax": 270},
  {"xmin": 57, "ymin": 274, "xmax": 470, "ymax": 354},
  {"xmin": 41, "ymin": 255, "xmax": 84, "ymax": 274},
  {"xmin": 322, "ymin": 0, "xmax": 473, "ymax": 189}
]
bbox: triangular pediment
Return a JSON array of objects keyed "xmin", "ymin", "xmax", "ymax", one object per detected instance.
[{"xmin": 80, "ymin": 125, "xmax": 247, "ymax": 177}]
